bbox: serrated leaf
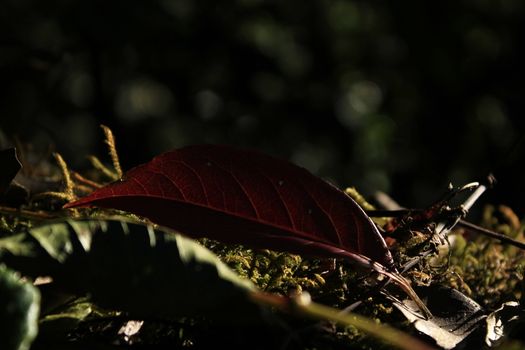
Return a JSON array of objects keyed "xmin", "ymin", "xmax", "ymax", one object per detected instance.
[{"xmin": 1, "ymin": 219, "xmax": 263, "ymax": 322}]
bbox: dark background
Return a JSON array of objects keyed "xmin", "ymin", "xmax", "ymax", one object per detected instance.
[{"xmin": 1, "ymin": 0, "xmax": 524, "ymax": 215}]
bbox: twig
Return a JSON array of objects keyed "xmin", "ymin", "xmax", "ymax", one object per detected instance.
[
  {"xmin": 71, "ymin": 171, "xmax": 103, "ymax": 189},
  {"xmin": 0, "ymin": 205, "xmax": 57, "ymax": 220},
  {"xmin": 433, "ymin": 182, "xmax": 487, "ymax": 239},
  {"xmin": 87, "ymin": 155, "xmax": 119, "ymax": 181},
  {"xmin": 250, "ymin": 291, "xmax": 436, "ymax": 350},
  {"xmin": 340, "ymin": 253, "xmax": 431, "ymax": 314},
  {"xmin": 367, "ymin": 208, "xmax": 525, "ymax": 249},
  {"xmin": 366, "ymin": 209, "xmax": 414, "ymax": 217},
  {"xmin": 348, "ymin": 182, "xmax": 489, "ymax": 315},
  {"xmin": 458, "ymin": 220, "xmax": 525, "ymax": 250}
]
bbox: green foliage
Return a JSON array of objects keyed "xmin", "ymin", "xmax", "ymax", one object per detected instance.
[
  {"xmin": 38, "ymin": 298, "xmax": 94, "ymax": 340},
  {"xmin": 0, "ymin": 265, "xmax": 40, "ymax": 350},
  {"xmin": 2, "ymin": 219, "xmax": 262, "ymax": 322},
  {"xmin": 0, "ymin": 217, "xmax": 438, "ymax": 349},
  {"xmin": 0, "ymin": 131, "xmax": 524, "ymax": 349},
  {"xmin": 434, "ymin": 206, "xmax": 525, "ymax": 309}
]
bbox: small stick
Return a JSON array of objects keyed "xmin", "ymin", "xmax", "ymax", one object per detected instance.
[
  {"xmin": 458, "ymin": 220, "xmax": 525, "ymax": 250},
  {"xmin": 87, "ymin": 155, "xmax": 119, "ymax": 181},
  {"xmin": 74, "ymin": 184, "xmax": 97, "ymax": 194},
  {"xmin": 348, "ymin": 183, "xmax": 489, "ymax": 315},
  {"xmin": 71, "ymin": 171, "xmax": 103, "ymax": 189},
  {"xmin": 341, "ymin": 252, "xmax": 432, "ymax": 314},
  {"xmin": 366, "ymin": 209, "xmax": 413, "ymax": 217},
  {"xmin": 434, "ymin": 182, "xmax": 487, "ymax": 239},
  {"xmin": 367, "ymin": 210, "xmax": 525, "ymax": 249},
  {"xmin": 367, "ymin": 178, "xmax": 524, "ymax": 248},
  {"xmin": 0, "ymin": 205, "xmax": 56, "ymax": 220},
  {"xmin": 250, "ymin": 291, "xmax": 437, "ymax": 350}
]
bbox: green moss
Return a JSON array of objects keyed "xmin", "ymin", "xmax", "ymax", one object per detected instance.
[{"xmin": 196, "ymin": 198, "xmax": 525, "ymax": 347}]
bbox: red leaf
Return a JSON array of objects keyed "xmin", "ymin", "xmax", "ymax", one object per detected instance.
[
  {"xmin": 65, "ymin": 145, "xmax": 393, "ymax": 267},
  {"xmin": 64, "ymin": 145, "xmax": 434, "ymax": 317}
]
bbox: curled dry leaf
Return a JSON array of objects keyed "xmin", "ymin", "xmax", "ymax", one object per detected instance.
[
  {"xmin": 394, "ymin": 286, "xmax": 486, "ymax": 349},
  {"xmin": 485, "ymin": 301, "xmax": 521, "ymax": 347}
]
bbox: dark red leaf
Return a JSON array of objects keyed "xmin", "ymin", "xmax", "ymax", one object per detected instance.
[
  {"xmin": 65, "ymin": 145, "xmax": 393, "ymax": 268},
  {"xmin": 64, "ymin": 145, "xmax": 433, "ymax": 316}
]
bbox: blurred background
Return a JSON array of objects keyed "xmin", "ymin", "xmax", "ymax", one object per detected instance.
[{"xmin": 1, "ymin": 0, "xmax": 524, "ymax": 215}]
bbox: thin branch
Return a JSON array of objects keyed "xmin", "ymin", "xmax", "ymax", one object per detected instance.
[
  {"xmin": 458, "ymin": 219, "xmax": 525, "ymax": 250},
  {"xmin": 87, "ymin": 155, "xmax": 119, "ymax": 181},
  {"xmin": 366, "ymin": 209, "xmax": 413, "ymax": 217},
  {"xmin": 250, "ymin": 291, "xmax": 437, "ymax": 350},
  {"xmin": 434, "ymin": 183, "xmax": 487, "ymax": 239},
  {"xmin": 0, "ymin": 205, "xmax": 57, "ymax": 220},
  {"xmin": 71, "ymin": 171, "xmax": 103, "ymax": 189}
]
